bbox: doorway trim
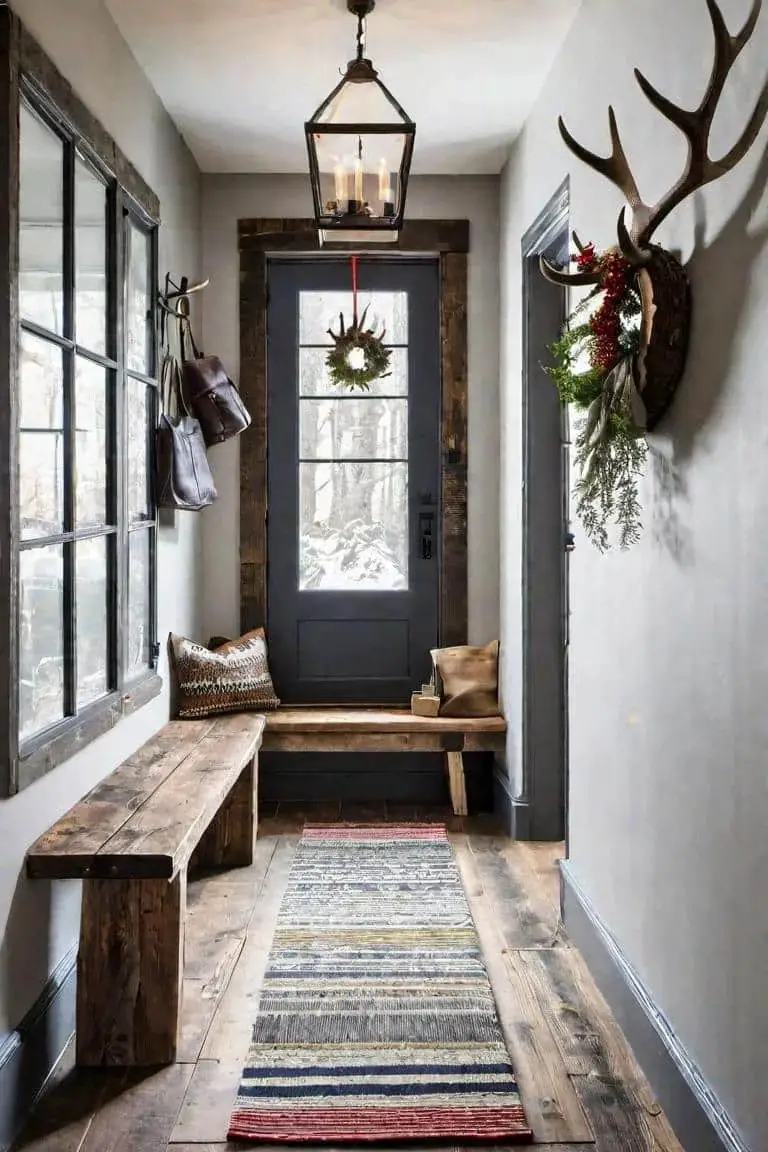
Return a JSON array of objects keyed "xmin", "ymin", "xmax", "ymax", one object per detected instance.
[
  {"xmin": 237, "ymin": 218, "xmax": 470, "ymax": 648},
  {"xmin": 519, "ymin": 181, "xmax": 570, "ymax": 842}
]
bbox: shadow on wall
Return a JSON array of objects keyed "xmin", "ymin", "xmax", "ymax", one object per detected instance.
[{"xmin": 649, "ymin": 140, "xmax": 768, "ymax": 563}]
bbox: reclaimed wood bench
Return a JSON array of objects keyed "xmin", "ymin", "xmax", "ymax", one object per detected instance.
[
  {"xmin": 26, "ymin": 713, "xmax": 264, "ymax": 1068},
  {"xmin": 262, "ymin": 708, "xmax": 507, "ymax": 817}
]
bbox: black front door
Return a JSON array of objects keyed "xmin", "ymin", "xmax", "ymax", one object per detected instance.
[{"xmin": 266, "ymin": 258, "xmax": 441, "ymax": 704}]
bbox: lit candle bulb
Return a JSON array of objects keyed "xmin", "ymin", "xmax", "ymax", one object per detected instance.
[
  {"xmin": 378, "ymin": 158, "xmax": 388, "ymax": 200},
  {"xmin": 333, "ymin": 164, "xmax": 348, "ymax": 204}
]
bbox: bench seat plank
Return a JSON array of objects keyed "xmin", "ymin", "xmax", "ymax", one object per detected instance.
[
  {"xmin": 96, "ymin": 716, "xmax": 264, "ymax": 879},
  {"xmin": 264, "ymin": 708, "xmax": 506, "ymax": 735},
  {"xmin": 26, "ymin": 715, "xmax": 263, "ymax": 881}
]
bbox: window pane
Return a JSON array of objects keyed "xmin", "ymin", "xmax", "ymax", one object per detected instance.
[
  {"xmin": 299, "ymin": 347, "xmax": 407, "ymax": 398},
  {"xmin": 20, "ymin": 333, "xmax": 64, "ymax": 540},
  {"xmin": 77, "ymin": 535, "xmax": 108, "ymax": 707},
  {"xmin": 126, "ymin": 529, "xmax": 150, "ymax": 676},
  {"xmin": 299, "ymin": 291, "xmax": 408, "ymax": 345},
  {"xmin": 300, "ymin": 398, "xmax": 407, "ymax": 461},
  {"xmin": 299, "ymin": 462, "xmax": 408, "ymax": 591},
  {"xmin": 19, "ymin": 544, "xmax": 64, "ymax": 740},
  {"xmin": 126, "ymin": 378, "xmax": 149, "ymax": 520},
  {"xmin": 126, "ymin": 221, "xmax": 151, "ymax": 374},
  {"xmin": 75, "ymin": 157, "xmax": 108, "ymax": 356},
  {"xmin": 75, "ymin": 358, "xmax": 108, "ymax": 528},
  {"xmin": 19, "ymin": 103, "xmax": 64, "ymax": 334}
]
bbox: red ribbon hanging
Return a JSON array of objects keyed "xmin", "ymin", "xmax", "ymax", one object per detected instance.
[{"xmin": 350, "ymin": 254, "xmax": 358, "ymax": 326}]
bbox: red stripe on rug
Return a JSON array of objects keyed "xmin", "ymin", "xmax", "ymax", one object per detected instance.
[
  {"xmin": 228, "ymin": 1106, "xmax": 532, "ymax": 1143},
  {"xmin": 302, "ymin": 823, "xmax": 448, "ymax": 841}
]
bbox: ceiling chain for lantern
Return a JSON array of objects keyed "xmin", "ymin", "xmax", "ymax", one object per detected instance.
[{"xmin": 305, "ymin": 0, "xmax": 415, "ymax": 246}]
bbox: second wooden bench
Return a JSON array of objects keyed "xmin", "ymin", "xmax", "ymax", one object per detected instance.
[{"xmin": 262, "ymin": 708, "xmax": 507, "ymax": 816}]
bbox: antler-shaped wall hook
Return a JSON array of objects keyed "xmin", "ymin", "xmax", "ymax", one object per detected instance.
[{"xmin": 542, "ymin": 0, "xmax": 768, "ymax": 430}]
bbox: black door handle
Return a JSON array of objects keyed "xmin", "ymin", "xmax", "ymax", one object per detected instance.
[{"xmin": 419, "ymin": 511, "xmax": 434, "ymax": 560}]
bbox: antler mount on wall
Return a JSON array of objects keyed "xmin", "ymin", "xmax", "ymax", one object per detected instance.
[{"xmin": 542, "ymin": 0, "xmax": 768, "ymax": 433}]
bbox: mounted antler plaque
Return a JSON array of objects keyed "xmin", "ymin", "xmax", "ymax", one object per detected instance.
[{"xmin": 542, "ymin": 0, "xmax": 768, "ymax": 549}]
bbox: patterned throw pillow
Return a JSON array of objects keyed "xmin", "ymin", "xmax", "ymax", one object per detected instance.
[{"xmin": 169, "ymin": 629, "xmax": 280, "ymax": 718}]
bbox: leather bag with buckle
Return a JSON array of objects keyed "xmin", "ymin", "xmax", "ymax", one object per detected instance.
[{"xmin": 180, "ymin": 315, "xmax": 251, "ymax": 447}]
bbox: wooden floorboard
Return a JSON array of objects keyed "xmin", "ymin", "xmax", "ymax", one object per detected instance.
[{"xmin": 13, "ymin": 808, "xmax": 684, "ymax": 1152}]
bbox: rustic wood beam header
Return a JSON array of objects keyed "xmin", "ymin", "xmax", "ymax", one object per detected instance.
[{"xmin": 238, "ymin": 217, "xmax": 470, "ymax": 255}]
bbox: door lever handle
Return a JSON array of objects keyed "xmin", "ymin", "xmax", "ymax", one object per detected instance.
[{"xmin": 419, "ymin": 511, "xmax": 434, "ymax": 561}]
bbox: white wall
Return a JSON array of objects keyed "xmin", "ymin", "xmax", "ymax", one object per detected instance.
[
  {"xmin": 1, "ymin": 0, "xmax": 203, "ymax": 1033},
  {"xmin": 499, "ymin": 0, "xmax": 768, "ymax": 1145},
  {"xmin": 199, "ymin": 174, "xmax": 500, "ymax": 648}
]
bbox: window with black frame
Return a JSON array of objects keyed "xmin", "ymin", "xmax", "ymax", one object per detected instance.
[{"xmin": 17, "ymin": 92, "xmax": 158, "ymax": 756}]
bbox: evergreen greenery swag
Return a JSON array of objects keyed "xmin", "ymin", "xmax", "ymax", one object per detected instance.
[
  {"xmin": 546, "ymin": 242, "xmax": 647, "ymax": 551},
  {"xmin": 326, "ymin": 304, "xmax": 392, "ymax": 392}
]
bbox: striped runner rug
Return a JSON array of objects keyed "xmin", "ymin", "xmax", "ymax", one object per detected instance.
[{"xmin": 228, "ymin": 823, "xmax": 532, "ymax": 1144}]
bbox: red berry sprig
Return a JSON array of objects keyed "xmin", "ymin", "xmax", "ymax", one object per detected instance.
[{"xmin": 589, "ymin": 249, "xmax": 633, "ymax": 371}]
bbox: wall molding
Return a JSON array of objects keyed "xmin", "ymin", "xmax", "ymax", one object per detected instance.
[
  {"xmin": 0, "ymin": 945, "xmax": 76, "ymax": 1151},
  {"xmin": 561, "ymin": 862, "xmax": 750, "ymax": 1152}
]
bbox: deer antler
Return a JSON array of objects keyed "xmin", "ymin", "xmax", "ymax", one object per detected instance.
[
  {"xmin": 546, "ymin": 0, "xmax": 767, "ymax": 275},
  {"xmin": 634, "ymin": 0, "xmax": 768, "ymax": 245},
  {"xmin": 559, "ymin": 106, "xmax": 644, "ymax": 211},
  {"xmin": 540, "ymin": 230, "xmax": 604, "ymax": 286}
]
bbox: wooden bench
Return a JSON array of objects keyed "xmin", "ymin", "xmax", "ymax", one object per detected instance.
[
  {"xmin": 262, "ymin": 708, "xmax": 507, "ymax": 817},
  {"xmin": 26, "ymin": 713, "xmax": 264, "ymax": 1068}
]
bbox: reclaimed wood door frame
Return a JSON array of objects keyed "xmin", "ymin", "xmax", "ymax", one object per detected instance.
[{"xmin": 238, "ymin": 218, "xmax": 469, "ymax": 648}]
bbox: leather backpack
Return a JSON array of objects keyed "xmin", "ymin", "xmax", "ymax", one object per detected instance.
[{"xmin": 180, "ymin": 316, "xmax": 251, "ymax": 447}]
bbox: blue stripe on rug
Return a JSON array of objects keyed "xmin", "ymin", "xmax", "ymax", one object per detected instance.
[{"xmin": 243, "ymin": 1062, "xmax": 517, "ymax": 1078}]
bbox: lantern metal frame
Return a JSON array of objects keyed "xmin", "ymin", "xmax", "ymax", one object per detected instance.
[{"xmin": 305, "ymin": 0, "xmax": 415, "ymax": 242}]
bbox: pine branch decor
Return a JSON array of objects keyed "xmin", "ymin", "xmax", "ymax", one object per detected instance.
[{"xmin": 545, "ymin": 241, "xmax": 647, "ymax": 551}]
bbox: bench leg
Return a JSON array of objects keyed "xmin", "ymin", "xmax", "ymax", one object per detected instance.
[
  {"xmin": 446, "ymin": 751, "xmax": 468, "ymax": 817},
  {"xmin": 192, "ymin": 754, "xmax": 257, "ymax": 871},
  {"xmin": 76, "ymin": 871, "xmax": 186, "ymax": 1066}
]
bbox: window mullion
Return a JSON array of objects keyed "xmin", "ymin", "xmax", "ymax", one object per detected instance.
[
  {"xmin": 62, "ymin": 137, "xmax": 76, "ymax": 718},
  {"xmin": 114, "ymin": 202, "xmax": 128, "ymax": 690}
]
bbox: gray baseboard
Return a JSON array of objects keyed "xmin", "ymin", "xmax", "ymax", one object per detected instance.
[
  {"xmin": 492, "ymin": 760, "xmax": 530, "ymax": 839},
  {"xmin": 0, "ymin": 945, "xmax": 76, "ymax": 1152},
  {"xmin": 561, "ymin": 862, "xmax": 749, "ymax": 1152}
]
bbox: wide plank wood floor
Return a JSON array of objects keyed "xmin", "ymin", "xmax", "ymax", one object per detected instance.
[{"xmin": 14, "ymin": 803, "xmax": 684, "ymax": 1152}]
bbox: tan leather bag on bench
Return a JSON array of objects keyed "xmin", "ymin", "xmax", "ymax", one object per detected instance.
[{"xmin": 430, "ymin": 640, "xmax": 500, "ymax": 717}]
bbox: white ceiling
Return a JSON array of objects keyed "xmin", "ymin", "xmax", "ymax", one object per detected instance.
[{"xmin": 104, "ymin": 0, "xmax": 581, "ymax": 175}]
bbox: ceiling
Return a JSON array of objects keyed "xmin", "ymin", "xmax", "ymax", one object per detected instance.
[{"xmin": 104, "ymin": 0, "xmax": 581, "ymax": 175}]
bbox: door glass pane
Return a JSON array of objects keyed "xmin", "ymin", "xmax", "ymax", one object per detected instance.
[
  {"xmin": 299, "ymin": 347, "xmax": 408, "ymax": 398},
  {"xmin": 299, "ymin": 290, "xmax": 408, "ymax": 345},
  {"xmin": 299, "ymin": 462, "xmax": 408, "ymax": 591},
  {"xmin": 300, "ymin": 398, "xmax": 407, "ymax": 461},
  {"xmin": 75, "ymin": 358, "xmax": 108, "ymax": 528},
  {"xmin": 19, "ymin": 333, "xmax": 64, "ymax": 540},
  {"xmin": 75, "ymin": 157, "xmax": 108, "ymax": 356},
  {"xmin": 126, "ymin": 377, "xmax": 149, "ymax": 521},
  {"xmin": 19, "ymin": 103, "xmax": 64, "ymax": 334},
  {"xmin": 126, "ymin": 220, "xmax": 151, "ymax": 374},
  {"xmin": 77, "ymin": 535, "xmax": 108, "ymax": 707},
  {"xmin": 126, "ymin": 528, "xmax": 150, "ymax": 676},
  {"xmin": 19, "ymin": 544, "xmax": 64, "ymax": 740}
]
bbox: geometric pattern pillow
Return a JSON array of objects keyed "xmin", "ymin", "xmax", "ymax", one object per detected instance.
[{"xmin": 169, "ymin": 628, "xmax": 280, "ymax": 719}]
